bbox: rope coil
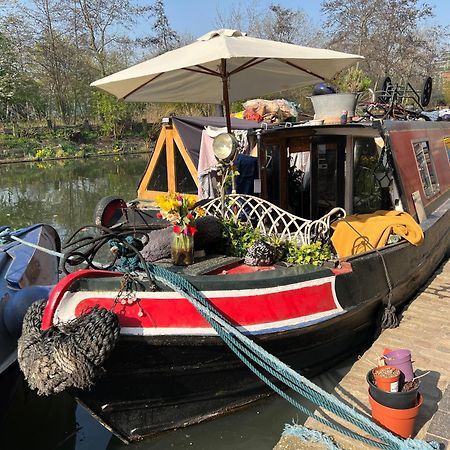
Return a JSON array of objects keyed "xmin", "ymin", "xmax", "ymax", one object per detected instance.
[{"xmin": 18, "ymin": 300, "xmax": 120, "ymax": 396}]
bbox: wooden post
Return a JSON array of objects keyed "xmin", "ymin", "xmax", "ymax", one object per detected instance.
[{"xmin": 220, "ymin": 59, "xmax": 232, "ymax": 133}]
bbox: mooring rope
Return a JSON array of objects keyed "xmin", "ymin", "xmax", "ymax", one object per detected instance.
[
  {"xmin": 144, "ymin": 262, "xmax": 437, "ymax": 450},
  {"xmin": 340, "ymin": 218, "xmax": 399, "ymax": 329}
]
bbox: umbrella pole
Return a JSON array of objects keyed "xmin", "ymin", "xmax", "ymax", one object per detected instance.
[{"xmin": 220, "ymin": 59, "xmax": 232, "ymax": 133}]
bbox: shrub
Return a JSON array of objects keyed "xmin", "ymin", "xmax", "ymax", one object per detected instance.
[
  {"xmin": 221, "ymin": 218, "xmax": 332, "ymax": 266},
  {"xmin": 221, "ymin": 218, "xmax": 261, "ymax": 257},
  {"xmin": 285, "ymin": 240, "xmax": 332, "ymax": 266}
]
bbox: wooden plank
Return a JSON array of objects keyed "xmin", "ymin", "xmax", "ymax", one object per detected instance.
[
  {"xmin": 137, "ymin": 126, "xmax": 167, "ymax": 200},
  {"xmin": 166, "ymin": 126, "xmax": 176, "ymax": 193}
]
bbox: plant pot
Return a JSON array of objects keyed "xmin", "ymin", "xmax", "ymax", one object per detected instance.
[
  {"xmin": 369, "ymin": 391, "xmax": 423, "ymax": 438},
  {"xmin": 383, "ymin": 349, "xmax": 414, "ymax": 382},
  {"xmin": 171, "ymin": 232, "xmax": 194, "ymax": 266},
  {"xmin": 367, "ymin": 370, "xmax": 420, "ymax": 409},
  {"xmin": 372, "ymin": 366, "xmax": 400, "ymax": 392}
]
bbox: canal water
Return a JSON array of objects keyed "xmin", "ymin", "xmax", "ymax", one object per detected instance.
[{"xmin": 0, "ymin": 155, "xmax": 355, "ymax": 450}]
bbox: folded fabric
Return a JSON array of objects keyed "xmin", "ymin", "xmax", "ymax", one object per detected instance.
[{"xmin": 331, "ymin": 210, "xmax": 424, "ymax": 257}]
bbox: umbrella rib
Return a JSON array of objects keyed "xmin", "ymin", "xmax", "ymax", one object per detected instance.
[
  {"xmin": 121, "ymin": 73, "xmax": 164, "ymax": 100},
  {"xmin": 277, "ymin": 59, "xmax": 324, "ymax": 81},
  {"xmin": 182, "ymin": 65, "xmax": 221, "ymax": 76},
  {"xmin": 228, "ymin": 58, "xmax": 268, "ymax": 75}
]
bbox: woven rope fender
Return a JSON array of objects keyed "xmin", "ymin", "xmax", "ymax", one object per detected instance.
[{"xmin": 18, "ymin": 300, "xmax": 120, "ymax": 396}]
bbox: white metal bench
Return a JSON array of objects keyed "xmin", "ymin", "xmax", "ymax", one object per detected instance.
[{"xmin": 200, "ymin": 194, "xmax": 346, "ymax": 245}]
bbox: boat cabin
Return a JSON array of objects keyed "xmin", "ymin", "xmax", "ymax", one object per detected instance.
[{"xmin": 137, "ymin": 117, "xmax": 450, "ymax": 224}]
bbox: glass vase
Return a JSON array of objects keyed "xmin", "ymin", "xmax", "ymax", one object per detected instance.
[{"xmin": 171, "ymin": 232, "xmax": 194, "ymax": 266}]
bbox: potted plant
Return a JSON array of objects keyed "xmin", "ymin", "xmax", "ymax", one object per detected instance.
[
  {"xmin": 371, "ymin": 366, "xmax": 400, "ymax": 392},
  {"xmin": 367, "ymin": 370, "xmax": 420, "ymax": 409},
  {"xmin": 156, "ymin": 193, "xmax": 204, "ymax": 266}
]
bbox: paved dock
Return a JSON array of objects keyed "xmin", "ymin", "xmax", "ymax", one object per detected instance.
[{"xmin": 274, "ymin": 257, "xmax": 450, "ymax": 449}]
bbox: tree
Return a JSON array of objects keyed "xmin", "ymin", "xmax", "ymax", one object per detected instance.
[
  {"xmin": 0, "ymin": 33, "xmax": 20, "ymax": 118},
  {"xmin": 215, "ymin": 0, "xmax": 324, "ymax": 47},
  {"xmin": 142, "ymin": 0, "xmax": 180, "ymax": 55},
  {"xmin": 75, "ymin": 0, "xmax": 151, "ymax": 76},
  {"xmin": 321, "ymin": 0, "xmax": 443, "ymax": 86}
]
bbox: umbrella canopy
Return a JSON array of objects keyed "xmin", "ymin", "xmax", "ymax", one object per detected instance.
[{"xmin": 92, "ymin": 29, "xmax": 363, "ymax": 131}]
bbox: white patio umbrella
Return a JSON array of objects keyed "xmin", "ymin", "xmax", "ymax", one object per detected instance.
[{"xmin": 91, "ymin": 29, "xmax": 363, "ymax": 132}]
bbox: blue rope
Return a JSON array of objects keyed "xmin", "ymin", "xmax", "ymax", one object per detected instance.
[
  {"xmin": 283, "ymin": 423, "xmax": 343, "ymax": 450},
  {"xmin": 144, "ymin": 263, "xmax": 438, "ymax": 450}
]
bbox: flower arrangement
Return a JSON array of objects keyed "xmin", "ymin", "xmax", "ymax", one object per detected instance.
[{"xmin": 156, "ymin": 192, "xmax": 202, "ymax": 235}]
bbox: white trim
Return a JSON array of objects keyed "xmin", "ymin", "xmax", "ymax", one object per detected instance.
[
  {"xmin": 119, "ymin": 309, "xmax": 344, "ymax": 336},
  {"xmin": 53, "ymin": 276, "xmax": 343, "ymax": 333}
]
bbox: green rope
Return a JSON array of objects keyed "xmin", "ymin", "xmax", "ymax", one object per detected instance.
[{"xmin": 145, "ymin": 263, "xmax": 438, "ymax": 450}]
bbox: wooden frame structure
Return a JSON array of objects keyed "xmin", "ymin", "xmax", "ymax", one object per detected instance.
[{"xmin": 137, "ymin": 123, "xmax": 199, "ymax": 201}]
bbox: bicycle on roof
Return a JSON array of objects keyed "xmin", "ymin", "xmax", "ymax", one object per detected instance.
[{"xmin": 356, "ymin": 76, "xmax": 432, "ymax": 120}]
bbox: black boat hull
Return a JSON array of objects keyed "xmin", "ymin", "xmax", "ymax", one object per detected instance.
[{"xmin": 74, "ymin": 204, "xmax": 450, "ymax": 442}]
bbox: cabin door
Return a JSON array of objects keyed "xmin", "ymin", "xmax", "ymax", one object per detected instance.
[
  {"xmin": 260, "ymin": 139, "xmax": 288, "ymax": 209},
  {"xmin": 310, "ymin": 136, "xmax": 346, "ymax": 219}
]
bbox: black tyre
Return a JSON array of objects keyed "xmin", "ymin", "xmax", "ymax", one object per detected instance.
[
  {"xmin": 93, "ymin": 196, "xmax": 127, "ymax": 228},
  {"xmin": 421, "ymin": 77, "xmax": 432, "ymax": 107}
]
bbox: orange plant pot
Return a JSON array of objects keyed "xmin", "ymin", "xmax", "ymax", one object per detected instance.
[
  {"xmin": 369, "ymin": 391, "xmax": 423, "ymax": 438},
  {"xmin": 372, "ymin": 366, "xmax": 400, "ymax": 392}
]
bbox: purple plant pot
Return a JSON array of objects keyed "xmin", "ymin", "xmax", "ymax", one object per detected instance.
[{"xmin": 384, "ymin": 349, "xmax": 414, "ymax": 382}]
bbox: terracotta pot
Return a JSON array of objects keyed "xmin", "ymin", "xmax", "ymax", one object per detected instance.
[
  {"xmin": 369, "ymin": 391, "xmax": 423, "ymax": 438},
  {"xmin": 372, "ymin": 366, "xmax": 400, "ymax": 392}
]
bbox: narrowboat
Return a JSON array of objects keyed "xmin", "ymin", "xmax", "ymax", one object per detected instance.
[
  {"xmin": 0, "ymin": 224, "xmax": 60, "ymax": 416},
  {"xmin": 32, "ymin": 116, "xmax": 450, "ymax": 442}
]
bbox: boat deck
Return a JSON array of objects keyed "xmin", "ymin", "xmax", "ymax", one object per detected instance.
[{"xmin": 274, "ymin": 257, "xmax": 450, "ymax": 449}]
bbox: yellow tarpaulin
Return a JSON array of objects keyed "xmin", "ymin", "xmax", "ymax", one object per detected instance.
[{"xmin": 331, "ymin": 210, "xmax": 424, "ymax": 257}]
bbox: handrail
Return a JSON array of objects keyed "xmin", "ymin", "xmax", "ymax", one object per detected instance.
[{"xmin": 201, "ymin": 194, "xmax": 345, "ymax": 245}]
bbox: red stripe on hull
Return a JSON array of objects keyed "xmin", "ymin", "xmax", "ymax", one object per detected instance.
[{"xmin": 74, "ymin": 282, "xmax": 338, "ymax": 329}]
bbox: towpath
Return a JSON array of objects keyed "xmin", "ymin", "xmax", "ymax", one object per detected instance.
[{"xmin": 274, "ymin": 257, "xmax": 450, "ymax": 449}]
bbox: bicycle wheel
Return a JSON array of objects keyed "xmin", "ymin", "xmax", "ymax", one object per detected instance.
[{"xmin": 421, "ymin": 77, "xmax": 432, "ymax": 107}]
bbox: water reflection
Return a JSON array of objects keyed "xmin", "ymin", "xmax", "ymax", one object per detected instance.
[
  {"xmin": 0, "ymin": 357, "xmax": 355, "ymax": 450},
  {"xmin": 0, "ymin": 155, "xmax": 149, "ymax": 241}
]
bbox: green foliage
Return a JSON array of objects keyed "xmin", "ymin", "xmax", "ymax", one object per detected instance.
[
  {"xmin": 0, "ymin": 33, "xmax": 19, "ymax": 105},
  {"xmin": 93, "ymin": 92, "xmax": 132, "ymax": 138},
  {"xmin": 285, "ymin": 240, "xmax": 332, "ymax": 266},
  {"xmin": 221, "ymin": 218, "xmax": 332, "ymax": 266},
  {"xmin": 334, "ymin": 66, "xmax": 372, "ymax": 93},
  {"xmin": 221, "ymin": 218, "xmax": 261, "ymax": 257}
]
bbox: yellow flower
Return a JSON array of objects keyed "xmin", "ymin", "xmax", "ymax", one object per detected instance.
[
  {"xmin": 186, "ymin": 195, "xmax": 197, "ymax": 209},
  {"xmin": 196, "ymin": 207, "xmax": 206, "ymax": 217},
  {"xmin": 156, "ymin": 194, "xmax": 168, "ymax": 210}
]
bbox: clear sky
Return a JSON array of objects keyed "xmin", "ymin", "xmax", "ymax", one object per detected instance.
[{"xmin": 163, "ymin": 0, "xmax": 450, "ymax": 38}]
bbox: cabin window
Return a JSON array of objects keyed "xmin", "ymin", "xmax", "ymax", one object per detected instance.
[
  {"xmin": 174, "ymin": 144, "xmax": 197, "ymax": 193},
  {"xmin": 147, "ymin": 144, "xmax": 168, "ymax": 192},
  {"xmin": 353, "ymin": 138, "xmax": 382, "ymax": 213},
  {"xmin": 412, "ymin": 141, "xmax": 439, "ymax": 197},
  {"xmin": 445, "ymin": 137, "xmax": 450, "ymax": 163}
]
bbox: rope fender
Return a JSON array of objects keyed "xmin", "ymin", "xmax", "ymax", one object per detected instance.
[{"xmin": 18, "ymin": 300, "xmax": 120, "ymax": 396}]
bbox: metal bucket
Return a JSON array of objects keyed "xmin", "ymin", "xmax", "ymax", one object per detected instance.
[{"xmin": 309, "ymin": 93, "xmax": 357, "ymax": 119}]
